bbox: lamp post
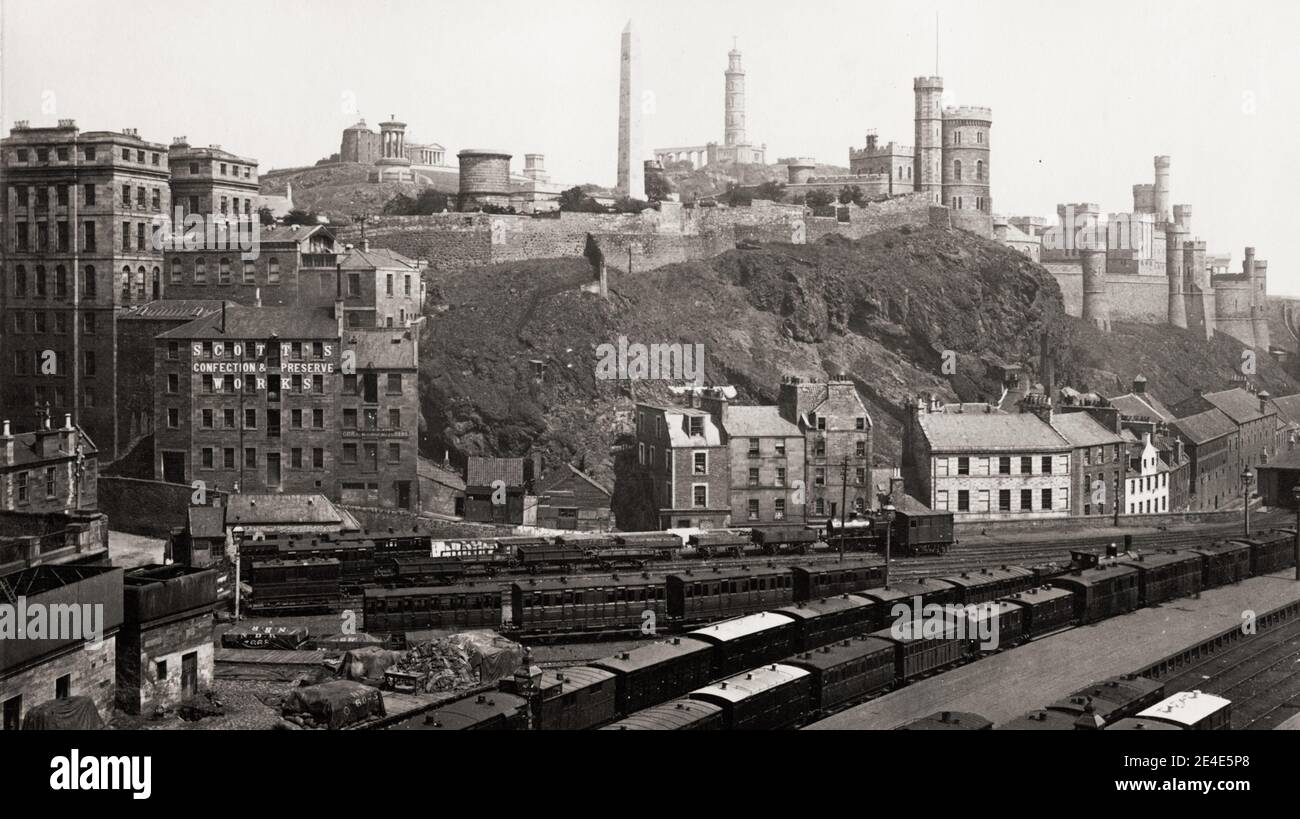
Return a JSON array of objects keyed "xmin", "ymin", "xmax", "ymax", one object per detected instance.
[
  {"xmin": 1242, "ymin": 468, "xmax": 1254, "ymax": 537},
  {"xmin": 1292, "ymin": 485, "xmax": 1300, "ymax": 582},
  {"xmin": 882, "ymin": 503, "xmax": 896, "ymax": 589},
  {"xmin": 232, "ymin": 525, "xmax": 245, "ymax": 621}
]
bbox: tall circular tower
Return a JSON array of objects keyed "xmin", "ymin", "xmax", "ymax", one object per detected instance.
[
  {"xmin": 1081, "ymin": 245, "xmax": 1110, "ymax": 332},
  {"xmin": 724, "ymin": 44, "xmax": 746, "ymax": 147},
  {"xmin": 786, "ymin": 158, "xmax": 816, "ymax": 185},
  {"xmin": 1165, "ymin": 222, "xmax": 1188, "ymax": 329},
  {"xmin": 457, "ymin": 149, "xmax": 513, "ymax": 211},
  {"xmin": 1153, "ymin": 156, "xmax": 1172, "ymax": 225},
  {"xmin": 913, "ymin": 77, "xmax": 944, "ymax": 203},
  {"xmin": 941, "ymin": 106, "xmax": 992, "ymax": 214}
]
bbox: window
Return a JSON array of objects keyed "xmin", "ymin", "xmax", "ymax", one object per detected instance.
[
  {"xmin": 245, "ymin": 448, "xmax": 257, "ymax": 468},
  {"xmin": 747, "ymin": 438, "xmax": 760, "ymax": 456},
  {"xmin": 954, "ymin": 159, "xmax": 962, "ymax": 181},
  {"xmin": 748, "ymin": 467, "xmax": 759, "ymax": 486},
  {"xmin": 776, "ymin": 467, "xmax": 786, "ymax": 486},
  {"xmin": 999, "ymin": 489, "xmax": 1011, "ymax": 512},
  {"xmin": 998, "ymin": 457, "xmax": 1011, "ymax": 475},
  {"xmin": 1041, "ymin": 488, "xmax": 1052, "ymax": 510},
  {"xmin": 244, "ymin": 408, "xmax": 257, "ymax": 428},
  {"xmin": 342, "ymin": 444, "xmax": 358, "ymax": 464},
  {"xmin": 194, "ymin": 258, "xmax": 206, "ymax": 284},
  {"xmin": 17, "ymin": 472, "xmax": 29, "ymax": 504},
  {"xmin": 814, "ymin": 438, "xmax": 826, "ymax": 457},
  {"xmin": 83, "ymin": 350, "xmax": 96, "ymax": 376},
  {"xmin": 268, "ymin": 258, "xmax": 280, "ymax": 284},
  {"xmin": 343, "ymin": 409, "xmax": 357, "ymax": 428},
  {"xmin": 56, "ymin": 675, "xmax": 70, "ymax": 700},
  {"xmin": 167, "ymin": 407, "xmax": 179, "ymax": 428},
  {"xmin": 45, "ymin": 467, "xmax": 56, "ymax": 498},
  {"xmin": 855, "ymin": 468, "xmax": 866, "ymax": 485},
  {"xmin": 313, "ymin": 448, "xmax": 324, "ymax": 469},
  {"xmin": 291, "ymin": 409, "xmax": 303, "ymax": 429},
  {"xmin": 387, "ymin": 373, "xmax": 402, "ymax": 393},
  {"xmin": 1020, "ymin": 456, "xmax": 1032, "ymax": 474},
  {"xmin": 386, "ymin": 273, "xmax": 394, "ymax": 295},
  {"xmin": 814, "ymin": 498, "xmax": 825, "ymax": 515},
  {"xmin": 312, "ymin": 409, "xmax": 323, "ymax": 428},
  {"xmin": 1020, "ymin": 489, "xmax": 1033, "ymax": 511},
  {"xmin": 348, "ymin": 274, "xmax": 361, "ymax": 297},
  {"xmin": 201, "ymin": 409, "xmax": 213, "ymax": 428},
  {"xmin": 693, "ymin": 452, "xmax": 707, "ymax": 475},
  {"xmin": 855, "ymin": 440, "xmax": 866, "ymax": 457},
  {"xmin": 388, "ymin": 443, "xmax": 401, "ymax": 463},
  {"xmin": 224, "ymin": 409, "xmax": 236, "ymax": 428},
  {"xmin": 775, "ymin": 440, "xmax": 786, "ymax": 456},
  {"xmin": 167, "ymin": 373, "xmax": 179, "ymax": 393},
  {"xmin": 957, "ymin": 490, "xmax": 970, "ymax": 512},
  {"xmin": 167, "ymin": 341, "xmax": 179, "ymax": 360},
  {"xmin": 243, "ymin": 260, "xmax": 255, "ymax": 284},
  {"xmin": 219, "ymin": 258, "xmax": 231, "ymax": 284},
  {"xmin": 404, "ymin": 274, "xmax": 412, "ymax": 296},
  {"xmin": 291, "ymin": 448, "xmax": 303, "ymax": 469},
  {"xmin": 747, "ymin": 499, "xmax": 760, "ymax": 520},
  {"xmin": 692, "ymin": 485, "xmax": 707, "ymax": 507},
  {"xmin": 1041, "ymin": 456, "xmax": 1052, "ymax": 474},
  {"xmin": 201, "ymin": 448, "xmax": 214, "ymax": 469},
  {"xmin": 957, "ymin": 456, "xmax": 970, "ymax": 475},
  {"xmin": 774, "ymin": 499, "xmax": 786, "ymax": 520},
  {"xmin": 388, "ymin": 409, "xmax": 401, "ymax": 428}
]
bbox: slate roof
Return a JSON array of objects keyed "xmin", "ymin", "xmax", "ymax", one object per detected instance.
[
  {"xmin": 1051, "ymin": 412, "xmax": 1125, "ymax": 448},
  {"xmin": 260, "ymin": 224, "xmax": 333, "ymax": 245},
  {"xmin": 540, "ymin": 463, "xmax": 612, "ymax": 497},
  {"xmin": 466, "ymin": 457, "xmax": 526, "ymax": 488},
  {"xmin": 188, "ymin": 506, "xmax": 226, "ymax": 539},
  {"xmin": 723, "ymin": 406, "xmax": 802, "ymax": 438},
  {"xmin": 417, "ymin": 457, "xmax": 466, "ymax": 491},
  {"xmin": 1201, "ymin": 388, "xmax": 1271, "ymax": 424},
  {"xmin": 345, "ymin": 328, "xmax": 417, "ymax": 369},
  {"xmin": 339, "ymin": 246, "xmax": 419, "ymax": 271},
  {"xmin": 157, "ymin": 305, "xmax": 338, "ymax": 340},
  {"xmin": 1170, "ymin": 408, "xmax": 1237, "ymax": 445},
  {"xmin": 916, "ymin": 409, "xmax": 1069, "ymax": 453},
  {"xmin": 0, "ymin": 425, "xmax": 98, "ymax": 468},
  {"xmin": 1269, "ymin": 393, "xmax": 1300, "ymax": 425},
  {"xmin": 1108, "ymin": 393, "xmax": 1172, "ymax": 422},
  {"xmin": 225, "ymin": 493, "xmax": 347, "ymax": 526}
]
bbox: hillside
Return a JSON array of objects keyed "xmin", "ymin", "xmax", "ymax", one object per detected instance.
[
  {"xmin": 663, "ymin": 160, "xmax": 850, "ymax": 202},
  {"xmin": 261, "ymin": 163, "xmax": 452, "ymax": 222},
  {"xmin": 417, "ymin": 225, "xmax": 1299, "ymax": 505}
]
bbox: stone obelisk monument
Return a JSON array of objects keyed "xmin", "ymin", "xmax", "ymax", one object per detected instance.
[{"xmin": 616, "ymin": 20, "xmax": 644, "ymax": 199}]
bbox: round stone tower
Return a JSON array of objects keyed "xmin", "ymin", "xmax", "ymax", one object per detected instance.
[
  {"xmin": 1081, "ymin": 244, "xmax": 1110, "ymax": 332},
  {"xmin": 786, "ymin": 158, "xmax": 816, "ymax": 185},
  {"xmin": 1153, "ymin": 156, "xmax": 1172, "ymax": 225},
  {"xmin": 1253, "ymin": 258, "xmax": 1271, "ymax": 350},
  {"xmin": 941, "ymin": 106, "xmax": 992, "ymax": 214},
  {"xmin": 1166, "ymin": 221, "xmax": 1188, "ymax": 329},
  {"xmin": 457, "ymin": 149, "xmax": 513, "ymax": 211},
  {"xmin": 340, "ymin": 120, "xmax": 377, "ymax": 165},
  {"xmin": 913, "ymin": 76, "xmax": 944, "ymax": 204},
  {"xmin": 1173, "ymin": 203, "xmax": 1192, "ymax": 234},
  {"xmin": 724, "ymin": 44, "xmax": 746, "ymax": 147}
]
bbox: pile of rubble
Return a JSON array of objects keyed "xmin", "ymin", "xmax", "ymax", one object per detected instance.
[{"xmin": 334, "ymin": 631, "xmax": 523, "ymax": 695}]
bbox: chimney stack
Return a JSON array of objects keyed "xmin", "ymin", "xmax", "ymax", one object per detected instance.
[
  {"xmin": 1132, "ymin": 375, "xmax": 1146, "ymax": 395},
  {"xmin": 1, "ymin": 420, "xmax": 12, "ymax": 466},
  {"xmin": 1259, "ymin": 390, "xmax": 1271, "ymax": 416}
]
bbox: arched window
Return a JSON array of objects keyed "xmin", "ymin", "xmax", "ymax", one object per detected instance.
[
  {"xmin": 954, "ymin": 160, "xmax": 962, "ymax": 181},
  {"xmin": 195, "ymin": 258, "xmax": 206, "ymax": 284},
  {"xmin": 152, "ymin": 266, "xmax": 161, "ymax": 300},
  {"xmin": 82, "ymin": 265, "xmax": 96, "ymax": 299},
  {"xmin": 136, "ymin": 265, "xmax": 147, "ymax": 299},
  {"xmin": 977, "ymin": 160, "xmax": 984, "ymax": 181},
  {"xmin": 170, "ymin": 259, "xmax": 182, "ymax": 284},
  {"xmin": 55, "ymin": 265, "xmax": 68, "ymax": 299},
  {"xmin": 15, "ymin": 265, "xmax": 27, "ymax": 298},
  {"xmin": 35, "ymin": 265, "xmax": 47, "ymax": 298},
  {"xmin": 121, "ymin": 266, "xmax": 132, "ymax": 300},
  {"xmin": 219, "ymin": 257, "xmax": 231, "ymax": 284}
]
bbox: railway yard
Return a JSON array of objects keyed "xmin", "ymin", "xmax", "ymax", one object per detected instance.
[{"xmin": 188, "ymin": 509, "xmax": 1300, "ymax": 730}]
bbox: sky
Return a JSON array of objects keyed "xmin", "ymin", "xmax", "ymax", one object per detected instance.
[{"xmin": 3, "ymin": 0, "xmax": 1299, "ymax": 291}]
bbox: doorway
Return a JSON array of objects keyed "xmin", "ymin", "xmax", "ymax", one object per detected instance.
[{"xmin": 181, "ymin": 652, "xmax": 198, "ymax": 700}]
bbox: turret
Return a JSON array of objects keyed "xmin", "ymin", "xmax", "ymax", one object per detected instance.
[
  {"xmin": 1166, "ymin": 221, "xmax": 1188, "ymax": 329},
  {"xmin": 1081, "ymin": 243, "xmax": 1110, "ymax": 332},
  {"xmin": 1153, "ymin": 156, "xmax": 1171, "ymax": 225},
  {"xmin": 913, "ymin": 76, "xmax": 945, "ymax": 204},
  {"xmin": 1173, "ymin": 204, "xmax": 1192, "ymax": 234},
  {"xmin": 1253, "ymin": 258, "xmax": 1270, "ymax": 350}
]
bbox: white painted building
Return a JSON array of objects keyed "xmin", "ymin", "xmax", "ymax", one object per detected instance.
[{"xmin": 1125, "ymin": 433, "xmax": 1170, "ymax": 515}]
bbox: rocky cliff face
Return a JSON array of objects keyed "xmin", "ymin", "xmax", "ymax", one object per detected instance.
[{"xmin": 418, "ymin": 225, "xmax": 1299, "ymax": 491}]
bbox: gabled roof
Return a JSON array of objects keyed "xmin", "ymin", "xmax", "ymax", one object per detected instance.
[
  {"xmin": 466, "ymin": 457, "xmax": 526, "ymax": 488},
  {"xmin": 1200, "ymin": 388, "xmax": 1272, "ymax": 424},
  {"xmin": 339, "ymin": 246, "xmax": 420, "ymax": 271},
  {"xmin": 1051, "ymin": 412, "xmax": 1125, "ymax": 448},
  {"xmin": 157, "ymin": 304, "xmax": 338, "ymax": 340},
  {"xmin": 260, "ymin": 224, "xmax": 334, "ymax": 245},
  {"xmin": 1269, "ymin": 393, "xmax": 1300, "ymax": 426},
  {"xmin": 1, "ymin": 424, "xmax": 99, "ymax": 467},
  {"xmin": 344, "ymin": 328, "xmax": 417, "ymax": 369},
  {"xmin": 1170, "ymin": 408, "xmax": 1237, "ymax": 445},
  {"xmin": 225, "ymin": 493, "xmax": 347, "ymax": 526},
  {"xmin": 723, "ymin": 405, "xmax": 801, "ymax": 438},
  {"xmin": 1108, "ymin": 392, "xmax": 1173, "ymax": 423},
  {"xmin": 916, "ymin": 409, "xmax": 1069, "ymax": 453},
  {"xmin": 540, "ymin": 463, "xmax": 612, "ymax": 498},
  {"xmin": 417, "ymin": 457, "xmax": 465, "ymax": 491}
]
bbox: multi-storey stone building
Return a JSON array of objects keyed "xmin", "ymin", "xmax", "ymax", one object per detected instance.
[
  {"xmin": 1170, "ymin": 407, "xmax": 1238, "ymax": 511},
  {"xmin": 0, "ymin": 412, "xmax": 98, "ymax": 513},
  {"xmin": 777, "ymin": 377, "xmax": 873, "ymax": 521},
  {"xmin": 1173, "ymin": 387, "xmax": 1278, "ymax": 476},
  {"xmin": 902, "ymin": 396, "xmax": 1072, "ymax": 520},
  {"xmin": 0, "ymin": 120, "xmax": 171, "ymax": 458},
  {"xmin": 167, "ymin": 138, "xmax": 258, "ymax": 221},
  {"xmin": 634, "ymin": 403, "xmax": 730, "ymax": 530},
  {"xmin": 1048, "ymin": 407, "xmax": 1125, "ymax": 518},
  {"xmin": 1124, "ymin": 433, "xmax": 1171, "ymax": 515},
  {"xmin": 697, "ymin": 393, "xmax": 805, "ymax": 527},
  {"xmin": 163, "ymin": 224, "xmax": 340, "ymax": 308}
]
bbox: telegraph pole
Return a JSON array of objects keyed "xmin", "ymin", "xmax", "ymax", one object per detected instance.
[{"xmin": 838, "ymin": 457, "xmax": 849, "ymax": 562}]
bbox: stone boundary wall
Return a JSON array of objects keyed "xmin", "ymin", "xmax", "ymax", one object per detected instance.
[
  {"xmin": 954, "ymin": 508, "xmax": 1247, "ymax": 538},
  {"xmin": 337, "ymin": 194, "xmax": 942, "ymax": 276},
  {"xmin": 1105, "ymin": 274, "xmax": 1170, "ymax": 323}
]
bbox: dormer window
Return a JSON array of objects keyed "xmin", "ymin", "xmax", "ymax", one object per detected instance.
[{"xmin": 688, "ymin": 416, "xmax": 704, "ymax": 437}]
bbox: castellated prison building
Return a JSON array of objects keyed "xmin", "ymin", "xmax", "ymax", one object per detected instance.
[
  {"xmin": 780, "ymin": 75, "xmax": 993, "ymax": 236},
  {"xmin": 1000, "ymin": 155, "xmax": 1271, "ymax": 349}
]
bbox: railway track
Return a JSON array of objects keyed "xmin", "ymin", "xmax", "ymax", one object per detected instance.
[{"xmin": 1156, "ymin": 614, "xmax": 1300, "ymax": 729}]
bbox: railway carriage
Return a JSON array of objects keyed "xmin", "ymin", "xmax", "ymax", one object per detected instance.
[
  {"xmin": 247, "ymin": 558, "xmax": 341, "ymax": 614},
  {"xmin": 1119, "ymin": 550, "xmax": 1203, "ymax": 606},
  {"xmin": 374, "ymin": 554, "xmax": 465, "ymax": 586},
  {"xmin": 275, "ymin": 537, "xmax": 377, "ymax": 592},
  {"xmin": 751, "ymin": 525, "xmax": 821, "ymax": 555},
  {"xmin": 522, "ymin": 666, "xmax": 618, "ymax": 731},
  {"xmin": 784, "ymin": 635, "xmax": 896, "ymax": 716},
  {"xmin": 870, "ymin": 615, "xmax": 969, "ymax": 682},
  {"xmin": 363, "ymin": 584, "xmax": 502, "ymax": 632},
  {"xmin": 996, "ymin": 709, "xmax": 1081, "ymax": 730},
  {"xmin": 1104, "ymin": 717, "xmax": 1182, "ymax": 730},
  {"xmin": 791, "ymin": 559, "xmax": 886, "ymax": 601},
  {"xmin": 959, "ymin": 600, "xmax": 1025, "ymax": 652},
  {"xmin": 860, "ymin": 578, "xmax": 962, "ymax": 630},
  {"xmin": 510, "ymin": 539, "xmax": 586, "ymax": 574},
  {"xmin": 612, "ymin": 532, "xmax": 681, "ymax": 560},
  {"xmin": 601, "ymin": 698, "xmax": 725, "ymax": 730},
  {"xmin": 510, "ymin": 572, "xmax": 668, "ymax": 635},
  {"xmin": 1051, "ymin": 564, "xmax": 1139, "ymax": 624},
  {"xmin": 590, "ymin": 637, "xmax": 715, "ymax": 716},
  {"xmin": 1190, "ymin": 540, "xmax": 1252, "ymax": 589},
  {"xmin": 687, "ymin": 530, "xmax": 752, "ymax": 559},
  {"xmin": 667, "ymin": 564, "xmax": 795, "ymax": 625},
  {"xmin": 940, "ymin": 565, "xmax": 1035, "ymax": 605},
  {"xmin": 687, "ymin": 611, "xmax": 799, "ymax": 677},
  {"xmin": 891, "ymin": 507, "xmax": 955, "ymax": 556},
  {"xmin": 1047, "ymin": 675, "xmax": 1165, "ymax": 727},
  {"xmin": 688, "ymin": 663, "xmax": 812, "ymax": 730},
  {"xmin": 1129, "ymin": 690, "xmax": 1232, "ymax": 731},
  {"xmin": 389, "ymin": 691, "xmax": 528, "ymax": 731},
  {"xmin": 1236, "ymin": 530, "xmax": 1298, "ymax": 576},
  {"xmin": 1001, "ymin": 585, "xmax": 1076, "ymax": 638},
  {"xmin": 774, "ymin": 594, "xmax": 877, "ymax": 652}
]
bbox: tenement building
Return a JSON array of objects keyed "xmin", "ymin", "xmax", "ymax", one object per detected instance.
[
  {"xmin": 167, "ymin": 138, "xmax": 259, "ymax": 221},
  {"xmin": 634, "ymin": 403, "xmax": 731, "ymax": 530},
  {"xmin": 777, "ymin": 377, "xmax": 873, "ymax": 522},
  {"xmin": 0, "ymin": 411, "xmax": 98, "ymax": 513},
  {"xmin": 697, "ymin": 390, "xmax": 807, "ymax": 527},
  {"xmin": 163, "ymin": 224, "xmax": 341, "ymax": 308},
  {"xmin": 902, "ymin": 396, "xmax": 1071, "ymax": 520},
  {"xmin": 0, "ymin": 119, "xmax": 171, "ymax": 459}
]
